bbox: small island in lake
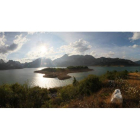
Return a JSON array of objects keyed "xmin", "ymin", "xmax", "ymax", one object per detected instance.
[{"xmin": 34, "ymin": 66, "xmax": 93, "ymax": 80}]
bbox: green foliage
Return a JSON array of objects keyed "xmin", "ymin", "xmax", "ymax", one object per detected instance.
[
  {"xmin": 58, "ymin": 75, "xmax": 102, "ymax": 103},
  {"xmin": 58, "ymin": 85, "xmax": 78, "ymax": 102},
  {"xmin": 78, "ymin": 75, "xmax": 102, "ymax": 96},
  {"xmin": 0, "ymin": 83, "xmax": 50, "ymax": 108},
  {"xmin": 101, "ymin": 70, "xmax": 129, "ymax": 80},
  {"xmin": 73, "ymin": 77, "xmax": 78, "ymax": 86}
]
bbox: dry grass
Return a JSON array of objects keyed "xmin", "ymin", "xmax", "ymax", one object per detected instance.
[
  {"xmin": 59, "ymin": 73, "xmax": 140, "ymax": 108},
  {"xmin": 127, "ymin": 72, "xmax": 140, "ymax": 87}
]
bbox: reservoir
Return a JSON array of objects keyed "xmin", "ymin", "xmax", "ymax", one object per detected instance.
[{"xmin": 0, "ymin": 66, "xmax": 140, "ymax": 88}]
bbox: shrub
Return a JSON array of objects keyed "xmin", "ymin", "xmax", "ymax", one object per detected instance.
[
  {"xmin": 73, "ymin": 77, "xmax": 78, "ymax": 86},
  {"xmin": 78, "ymin": 75, "xmax": 102, "ymax": 96},
  {"xmin": 102, "ymin": 70, "xmax": 129, "ymax": 80}
]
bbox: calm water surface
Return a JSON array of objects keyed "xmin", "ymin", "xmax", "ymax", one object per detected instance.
[{"xmin": 0, "ymin": 66, "xmax": 140, "ymax": 88}]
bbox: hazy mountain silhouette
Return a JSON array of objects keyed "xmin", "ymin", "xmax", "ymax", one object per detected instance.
[
  {"xmin": 135, "ymin": 60, "xmax": 140, "ymax": 65},
  {"xmin": 0, "ymin": 60, "xmax": 22, "ymax": 70},
  {"xmin": 53, "ymin": 54, "xmax": 96, "ymax": 66},
  {"xmin": 0, "ymin": 54, "xmax": 139, "ymax": 70},
  {"xmin": 53, "ymin": 54, "xmax": 137, "ymax": 67},
  {"xmin": 24, "ymin": 58, "xmax": 54, "ymax": 68}
]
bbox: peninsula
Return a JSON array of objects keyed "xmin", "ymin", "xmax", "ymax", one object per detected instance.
[{"xmin": 34, "ymin": 66, "xmax": 93, "ymax": 80}]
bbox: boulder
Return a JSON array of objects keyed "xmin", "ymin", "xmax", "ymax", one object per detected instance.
[{"xmin": 111, "ymin": 89, "xmax": 123, "ymax": 104}]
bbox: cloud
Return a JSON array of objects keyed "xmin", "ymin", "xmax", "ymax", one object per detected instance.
[
  {"xmin": 108, "ymin": 51, "xmax": 115, "ymax": 56},
  {"xmin": 28, "ymin": 32, "xmax": 36, "ymax": 35},
  {"xmin": 60, "ymin": 39, "xmax": 92, "ymax": 55},
  {"xmin": 90, "ymin": 51, "xmax": 97, "ymax": 57},
  {"xmin": 100, "ymin": 51, "xmax": 115, "ymax": 58},
  {"xmin": 27, "ymin": 32, "xmax": 46, "ymax": 35},
  {"xmin": 0, "ymin": 34, "xmax": 28, "ymax": 55},
  {"xmin": 0, "ymin": 54, "xmax": 7, "ymax": 60},
  {"xmin": 0, "ymin": 43, "xmax": 18, "ymax": 54},
  {"xmin": 129, "ymin": 44, "xmax": 140, "ymax": 48},
  {"xmin": 129, "ymin": 32, "xmax": 140, "ymax": 41},
  {"xmin": 25, "ymin": 43, "xmax": 55, "ymax": 60},
  {"xmin": 0, "ymin": 33, "xmax": 6, "ymax": 46}
]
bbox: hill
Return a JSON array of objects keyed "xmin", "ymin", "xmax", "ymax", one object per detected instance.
[
  {"xmin": 135, "ymin": 60, "xmax": 140, "ymax": 64},
  {"xmin": 0, "ymin": 54, "xmax": 139, "ymax": 70},
  {"xmin": 53, "ymin": 54, "xmax": 138, "ymax": 67}
]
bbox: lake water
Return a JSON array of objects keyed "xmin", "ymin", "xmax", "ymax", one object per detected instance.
[{"xmin": 0, "ymin": 66, "xmax": 140, "ymax": 88}]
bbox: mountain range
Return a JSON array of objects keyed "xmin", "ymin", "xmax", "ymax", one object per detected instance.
[{"xmin": 0, "ymin": 54, "xmax": 139, "ymax": 70}]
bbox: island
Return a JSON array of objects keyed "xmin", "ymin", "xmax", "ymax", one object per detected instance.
[{"xmin": 34, "ymin": 66, "xmax": 93, "ymax": 80}]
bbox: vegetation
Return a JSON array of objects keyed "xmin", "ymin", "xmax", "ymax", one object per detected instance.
[
  {"xmin": 67, "ymin": 66, "xmax": 88, "ymax": 69},
  {"xmin": 100, "ymin": 70, "xmax": 128, "ymax": 80},
  {"xmin": 0, "ymin": 70, "xmax": 140, "ymax": 108}
]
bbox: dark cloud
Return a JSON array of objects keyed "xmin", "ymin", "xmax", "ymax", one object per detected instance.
[{"xmin": 0, "ymin": 43, "xmax": 18, "ymax": 54}]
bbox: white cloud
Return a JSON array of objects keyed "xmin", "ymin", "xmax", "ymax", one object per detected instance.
[
  {"xmin": 27, "ymin": 32, "xmax": 36, "ymax": 35},
  {"xmin": 129, "ymin": 32, "xmax": 140, "ymax": 41},
  {"xmin": 14, "ymin": 34, "xmax": 28, "ymax": 44},
  {"xmin": 27, "ymin": 32, "xmax": 46, "ymax": 35},
  {"xmin": 0, "ymin": 33, "xmax": 6, "ymax": 46},
  {"xmin": 129, "ymin": 44, "xmax": 140, "ymax": 48},
  {"xmin": 90, "ymin": 51, "xmax": 97, "ymax": 57},
  {"xmin": 100, "ymin": 51, "xmax": 115, "ymax": 58},
  {"xmin": 60, "ymin": 39, "xmax": 92, "ymax": 55},
  {"xmin": 0, "ymin": 54, "xmax": 7, "ymax": 61},
  {"xmin": 108, "ymin": 51, "xmax": 115, "ymax": 56},
  {"xmin": 24, "ymin": 43, "xmax": 55, "ymax": 60},
  {"xmin": 13, "ymin": 34, "xmax": 28, "ymax": 51}
]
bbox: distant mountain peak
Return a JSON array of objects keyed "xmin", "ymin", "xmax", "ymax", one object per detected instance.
[
  {"xmin": 0, "ymin": 59, "xmax": 5, "ymax": 64},
  {"xmin": 62, "ymin": 54, "xmax": 68, "ymax": 58}
]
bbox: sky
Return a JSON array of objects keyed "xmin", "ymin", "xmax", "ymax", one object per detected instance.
[{"xmin": 0, "ymin": 32, "xmax": 140, "ymax": 63}]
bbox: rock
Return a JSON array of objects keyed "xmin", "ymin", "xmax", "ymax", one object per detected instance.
[{"xmin": 111, "ymin": 89, "xmax": 123, "ymax": 104}]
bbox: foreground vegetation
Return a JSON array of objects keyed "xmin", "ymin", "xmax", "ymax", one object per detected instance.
[{"xmin": 0, "ymin": 70, "xmax": 140, "ymax": 108}]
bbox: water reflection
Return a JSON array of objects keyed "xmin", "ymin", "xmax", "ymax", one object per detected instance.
[{"xmin": 32, "ymin": 72, "xmax": 73, "ymax": 88}]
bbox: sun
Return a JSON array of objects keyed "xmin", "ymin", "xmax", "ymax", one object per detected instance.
[{"xmin": 40, "ymin": 45, "xmax": 46, "ymax": 53}]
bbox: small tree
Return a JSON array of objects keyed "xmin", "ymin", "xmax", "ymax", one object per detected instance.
[{"xmin": 73, "ymin": 77, "xmax": 78, "ymax": 86}]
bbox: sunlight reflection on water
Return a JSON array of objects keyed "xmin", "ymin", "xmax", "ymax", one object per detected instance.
[{"xmin": 31, "ymin": 71, "xmax": 73, "ymax": 88}]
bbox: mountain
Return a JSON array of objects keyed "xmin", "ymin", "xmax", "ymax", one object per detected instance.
[
  {"xmin": 53, "ymin": 55, "xmax": 138, "ymax": 67},
  {"xmin": 23, "ymin": 58, "xmax": 54, "ymax": 68},
  {"xmin": 0, "ymin": 59, "xmax": 5, "ymax": 64},
  {"xmin": 0, "ymin": 60, "xmax": 23, "ymax": 70},
  {"xmin": 0, "ymin": 55, "xmax": 139, "ymax": 70},
  {"xmin": 95, "ymin": 57, "xmax": 137, "ymax": 66},
  {"xmin": 53, "ymin": 54, "xmax": 96, "ymax": 66},
  {"xmin": 135, "ymin": 60, "xmax": 140, "ymax": 64}
]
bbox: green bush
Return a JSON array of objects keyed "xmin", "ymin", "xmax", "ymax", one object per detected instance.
[
  {"xmin": 78, "ymin": 75, "xmax": 102, "ymax": 96},
  {"xmin": 101, "ymin": 70, "xmax": 129, "ymax": 80}
]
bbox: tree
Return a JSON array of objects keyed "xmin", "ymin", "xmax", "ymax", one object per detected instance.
[{"xmin": 73, "ymin": 77, "xmax": 78, "ymax": 86}]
